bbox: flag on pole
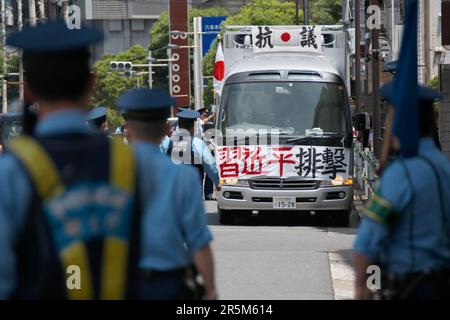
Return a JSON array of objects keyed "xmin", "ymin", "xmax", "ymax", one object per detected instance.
[
  {"xmin": 213, "ymin": 41, "xmax": 225, "ymax": 89},
  {"xmin": 390, "ymin": 0, "xmax": 419, "ymax": 157}
]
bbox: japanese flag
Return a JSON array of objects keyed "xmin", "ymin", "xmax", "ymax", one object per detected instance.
[
  {"xmin": 213, "ymin": 41, "xmax": 225, "ymax": 88},
  {"xmin": 273, "ymin": 30, "xmax": 299, "ymax": 46}
]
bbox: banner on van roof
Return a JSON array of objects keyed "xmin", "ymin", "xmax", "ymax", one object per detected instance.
[
  {"xmin": 216, "ymin": 145, "xmax": 349, "ymax": 180},
  {"xmin": 251, "ymin": 26, "xmax": 323, "ymax": 54}
]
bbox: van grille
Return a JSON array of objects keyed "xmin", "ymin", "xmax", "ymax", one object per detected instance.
[{"xmin": 249, "ymin": 178, "xmax": 320, "ymax": 190}]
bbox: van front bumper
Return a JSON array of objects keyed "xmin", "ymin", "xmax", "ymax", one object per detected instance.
[{"xmin": 216, "ymin": 185, "xmax": 353, "ymax": 212}]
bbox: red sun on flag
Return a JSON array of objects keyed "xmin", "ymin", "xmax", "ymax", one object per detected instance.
[
  {"xmin": 273, "ymin": 30, "xmax": 298, "ymax": 46},
  {"xmin": 281, "ymin": 32, "xmax": 291, "ymax": 42}
]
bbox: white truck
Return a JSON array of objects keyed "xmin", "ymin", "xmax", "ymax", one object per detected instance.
[{"xmin": 213, "ymin": 25, "xmax": 355, "ymax": 225}]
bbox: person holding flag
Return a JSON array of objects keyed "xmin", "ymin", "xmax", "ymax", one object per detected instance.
[{"xmin": 353, "ymin": 0, "xmax": 450, "ymax": 300}]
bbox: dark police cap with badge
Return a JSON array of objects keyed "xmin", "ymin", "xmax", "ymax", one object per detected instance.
[
  {"xmin": 380, "ymin": 80, "xmax": 442, "ymax": 104},
  {"xmin": 117, "ymin": 88, "xmax": 176, "ymax": 121},
  {"xmin": 6, "ymin": 20, "xmax": 103, "ymax": 52}
]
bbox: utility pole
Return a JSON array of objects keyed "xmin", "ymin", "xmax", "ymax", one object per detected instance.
[
  {"xmin": 28, "ymin": 0, "xmax": 37, "ymax": 26},
  {"xmin": 147, "ymin": 50, "xmax": 153, "ymax": 88},
  {"xmin": 295, "ymin": 0, "xmax": 300, "ymax": 25},
  {"xmin": 303, "ymin": 0, "xmax": 309, "ymax": 25},
  {"xmin": 2, "ymin": 0, "xmax": 7, "ymax": 113},
  {"xmin": 355, "ymin": 0, "xmax": 362, "ymax": 111},
  {"xmin": 390, "ymin": 0, "xmax": 395, "ymax": 59},
  {"xmin": 38, "ymin": 0, "xmax": 45, "ymax": 21},
  {"xmin": 371, "ymin": 0, "xmax": 381, "ymax": 158},
  {"xmin": 193, "ymin": 17, "xmax": 203, "ymax": 110},
  {"xmin": 18, "ymin": 0, "xmax": 24, "ymax": 102}
]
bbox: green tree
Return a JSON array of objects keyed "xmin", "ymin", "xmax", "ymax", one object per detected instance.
[
  {"xmin": 309, "ymin": 0, "xmax": 343, "ymax": 25},
  {"xmin": 427, "ymin": 75, "xmax": 440, "ymax": 111},
  {"xmin": 149, "ymin": 7, "xmax": 230, "ymax": 91},
  {"xmin": 91, "ymin": 45, "xmax": 148, "ymax": 130}
]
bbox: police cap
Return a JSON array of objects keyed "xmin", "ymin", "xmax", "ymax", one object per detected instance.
[
  {"xmin": 86, "ymin": 107, "xmax": 107, "ymax": 121},
  {"xmin": 380, "ymin": 80, "xmax": 442, "ymax": 104},
  {"xmin": 177, "ymin": 109, "xmax": 200, "ymax": 120},
  {"xmin": 6, "ymin": 20, "xmax": 103, "ymax": 52},
  {"xmin": 117, "ymin": 88, "xmax": 176, "ymax": 121},
  {"xmin": 178, "ymin": 106, "xmax": 193, "ymax": 112}
]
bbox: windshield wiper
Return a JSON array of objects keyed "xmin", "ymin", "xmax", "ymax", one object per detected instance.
[
  {"xmin": 284, "ymin": 132, "xmax": 344, "ymax": 144},
  {"xmin": 305, "ymin": 132, "xmax": 344, "ymax": 138},
  {"xmin": 283, "ymin": 135, "xmax": 312, "ymax": 144}
]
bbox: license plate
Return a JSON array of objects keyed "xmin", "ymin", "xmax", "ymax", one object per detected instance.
[{"xmin": 273, "ymin": 197, "xmax": 296, "ymax": 209}]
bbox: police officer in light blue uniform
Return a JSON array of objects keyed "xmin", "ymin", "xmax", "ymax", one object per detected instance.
[
  {"xmin": 353, "ymin": 82, "xmax": 450, "ymax": 300},
  {"xmin": 116, "ymin": 88, "xmax": 217, "ymax": 300},
  {"xmin": 86, "ymin": 106, "xmax": 108, "ymax": 133},
  {"xmin": 0, "ymin": 21, "xmax": 142, "ymax": 299},
  {"xmin": 161, "ymin": 109, "xmax": 220, "ymax": 191}
]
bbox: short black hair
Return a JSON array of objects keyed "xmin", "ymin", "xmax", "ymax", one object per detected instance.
[
  {"xmin": 89, "ymin": 115, "xmax": 106, "ymax": 130},
  {"xmin": 419, "ymin": 100, "xmax": 437, "ymax": 137},
  {"xmin": 23, "ymin": 48, "xmax": 91, "ymax": 101},
  {"xmin": 178, "ymin": 118, "xmax": 195, "ymax": 130}
]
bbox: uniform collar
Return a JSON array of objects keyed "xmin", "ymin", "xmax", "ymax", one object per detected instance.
[
  {"xmin": 418, "ymin": 137, "xmax": 437, "ymax": 153},
  {"xmin": 34, "ymin": 109, "xmax": 91, "ymax": 137}
]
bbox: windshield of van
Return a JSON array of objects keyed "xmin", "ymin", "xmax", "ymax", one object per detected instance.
[{"xmin": 221, "ymin": 81, "xmax": 348, "ymax": 136}]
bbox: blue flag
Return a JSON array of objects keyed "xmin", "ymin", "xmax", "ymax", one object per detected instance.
[{"xmin": 390, "ymin": 0, "xmax": 419, "ymax": 157}]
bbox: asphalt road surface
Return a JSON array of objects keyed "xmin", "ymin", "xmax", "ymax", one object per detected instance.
[{"xmin": 204, "ymin": 200, "xmax": 359, "ymax": 300}]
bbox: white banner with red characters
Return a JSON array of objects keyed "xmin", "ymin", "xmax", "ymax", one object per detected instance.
[{"xmin": 216, "ymin": 145, "xmax": 350, "ymax": 180}]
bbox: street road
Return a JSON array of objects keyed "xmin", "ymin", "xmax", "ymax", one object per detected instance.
[{"xmin": 204, "ymin": 200, "xmax": 359, "ymax": 300}]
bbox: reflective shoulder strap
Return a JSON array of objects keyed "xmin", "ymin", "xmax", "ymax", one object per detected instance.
[
  {"xmin": 109, "ymin": 138, "xmax": 135, "ymax": 193},
  {"xmin": 9, "ymin": 136, "xmax": 64, "ymax": 202},
  {"xmin": 101, "ymin": 138, "xmax": 136, "ymax": 300}
]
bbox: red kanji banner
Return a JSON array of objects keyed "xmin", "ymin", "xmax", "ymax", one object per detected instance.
[{"xmin": 216, "ymin": 145, "xmax": 350, "ymax": 180}]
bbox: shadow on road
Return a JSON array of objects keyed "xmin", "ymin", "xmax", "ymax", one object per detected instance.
[{"xmin": 207, "ymin": 211, "xmax": 358, "ymax": 232}]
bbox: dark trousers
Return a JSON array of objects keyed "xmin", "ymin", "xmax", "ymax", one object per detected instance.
[
  {"xmin": 204, "ymin": 174, "xmax": 214, "ymax": 198},
  {"xmin": 203, "ymin": 149, "xmax": 214, "ymax": 198},
  {"xmin": 139, "ymin": 274, "xmax": 184, "ymax": 300},
  {"xmin": 381, "ymin": 270, "xmax": 450, "ymax": 300}
]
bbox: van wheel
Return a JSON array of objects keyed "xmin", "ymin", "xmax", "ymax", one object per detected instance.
[{"xmin": 218, "ymin": 208, "xmax": 234, "ymax": 225}]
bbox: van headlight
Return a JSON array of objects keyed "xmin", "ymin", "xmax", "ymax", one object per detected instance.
[
  {"xmin": 220, "ymin": 178, "xmax": 249, "ymax": 187},
  {"xmin": 321, "ymin": 175, "xmax": 353, "ymax": 187}
]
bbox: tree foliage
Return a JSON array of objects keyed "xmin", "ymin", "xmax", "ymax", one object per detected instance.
[
  {"xmin": 309, "ymin": 0, "xmax": 343, "ymax": 25},
  {"xmin": 427, "ymin": 75, "xmax": 440, "ymax": 111},
  {"xmin": 90, "ymin": 45, "xmax": 148, "ymax": 129}
]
